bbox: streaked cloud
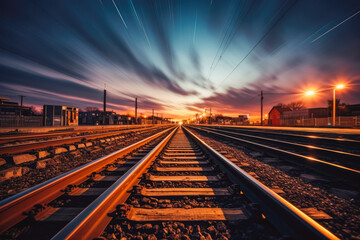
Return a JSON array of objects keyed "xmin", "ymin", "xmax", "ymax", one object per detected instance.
[{"xmin": 0, "ymin": 0, "xmax": 359, "ymax": 120}]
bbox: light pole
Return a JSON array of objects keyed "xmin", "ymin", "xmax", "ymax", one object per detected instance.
[
  {"xmin": 333, "ymin": 84, "xmax": 344, "ymax": 127},
  {"xmin": 260, "ymin": 90, "xmax": 263, "ymax": 126}
]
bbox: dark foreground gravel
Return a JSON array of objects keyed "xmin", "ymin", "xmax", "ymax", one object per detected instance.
[{"xmin": 190, "ymin": 128, "xmax": 360, "ymax": 240}]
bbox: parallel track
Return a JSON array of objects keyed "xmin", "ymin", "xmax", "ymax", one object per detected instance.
[
  {"xmin": 200, "ymin": 125, "xmax": 360, "ymax": 153},
  {"xmin": 0, "ymin": 126, "xmax": 162, "ymax": 155},
  {"xmin": 0, "ymin": 125, "xmax": 155, "ymax": 145},
  {"xmin": 189, "ymin": 125, "xmax": 360, "ymax": 187}
]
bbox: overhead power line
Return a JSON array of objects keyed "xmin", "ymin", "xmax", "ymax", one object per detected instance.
[{"xmin": 217, "ymin": 0, "xmax": 298, "ymax": 88}]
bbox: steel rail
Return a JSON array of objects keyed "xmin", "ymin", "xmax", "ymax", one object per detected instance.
[
  {"xmin": 183, "ymin": 126, "xmax": 339, "ymax": 240},
  {"xmin": 0, "ymin": 127, "xmax": 175, "ymax": 233},
  {"xmin": 198, "ymin": 125, "xmax": 360, "ymax": 158},
  {"xmin": 0, "ymin": 126, "xmax": 160, "ymax": 155},
  {"xmin": 203, "ymin": 125, "xmax": 360, "ymax": 143},
  {"xmin": 188, "ymin": 126, "xmax": 360, "ymax": 183},
  {"xmin": 51, "ymin": 127, "xmax": 178, "ymax": 240},
  {"xmin": 0, "ymin": 125, "xmax": 154, "ymax": 145}
]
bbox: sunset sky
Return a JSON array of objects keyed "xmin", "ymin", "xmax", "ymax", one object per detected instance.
[{"xmin": 0, "ymin": 0, "xmax": 359, "ymax": 121}]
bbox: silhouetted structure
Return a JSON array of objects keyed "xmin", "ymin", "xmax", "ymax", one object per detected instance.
[
  {"xmin": 0, "ymin": 97, "xmax": 42, "ymax": 127},
  {"xmin": 0, "ymin": 97, "xmax": 32, "ymax": 116},
  {"xmin": 79, "ymin": 110, "xmax": 135, "ymax": 125},
  {"xmin": 282, "ymin": 108, "xmax": 329, "ymax": 120},
  {"xmin": 43, "ymin": 105, "xmax": 78, "ymax": 126}
]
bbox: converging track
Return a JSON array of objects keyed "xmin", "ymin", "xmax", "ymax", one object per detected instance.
[
  {"xmin": 0, "ymin": 126, "xmax": 336, "ymax": 239},
  {"xmin": 189, "ymin": 125, "xmax": 360, "ymax": 189}
]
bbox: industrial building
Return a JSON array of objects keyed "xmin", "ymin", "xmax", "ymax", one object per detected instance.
[
  {"xmin": 282, "ymin": 108, "xmax": 329, "ymax": 120},
  {"xmin": 79, "ymin": 110, "xmax": 135, "ymax": 125},
  {"xmin": 0, "ymin": 97, "xmax": 33, "ymax": 116},
  {"xmin": 0, "ymin": 97, "xmax": 42, "ymax": 127},
  {"xmin": 43, "ymin": 105, "xmax": 78, "ymax": 126}
]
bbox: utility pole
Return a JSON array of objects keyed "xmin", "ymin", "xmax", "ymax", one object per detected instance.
[
  {"xmin": 19, "ymin": 95, "xmax": 25, "ymax": 117},
  {"xmin": 135, "ymin": 98, "xmax": 138, "ymax": 125},
  {"xmin": 20, "ymin": 95, "xmax": 24, "ymax": 107},
  {"xmin": 209, "ymin": 108, "xmax": 212, "ymax": 124},
  {"xmin": 103, "ymin": 89, "xmax": 107, "ymax": 125},
  {"xmin": 152, "ymin": 109, "xmax": 154, "ymax": 125},
  {"xmin": 333, "ymin": 89, "xmax": 336, "ymax": 127},
  {"xmin": 260, "ymin": 90, "xmax": 263, "ymax": 126}
]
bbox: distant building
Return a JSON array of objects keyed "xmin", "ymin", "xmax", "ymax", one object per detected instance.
[
  {"xmin": 233, "ymin": 114, "xmax": 250, "ymax": 125},
  {"xmin": 348, "ymin": 104, "xmax": 360, "ymax": 116},
  {"xmin": 79, "ymin": 110, "xmax": 137, "ymax": 125},
  {"xmin": 0, "ymin": 97, "xmax": 33, "ymax": 116},
  {"xmin": 268, "ymin": 106, "xmax": 291, "ymax": 126},
  {"xmin": 79, "ymin": 110, "xmax": 112, "ymax": 125},
  {"xmin": 214, "ymin": 115, "xmax": 233, "ymax": 125},
  {"xmin": 282, "ymin": 108, "xmax": 329, "ymax": 120},
  {"xmin": 337, "ymin": 104, "xmax": 360, "ymax": 117},
  {"xmin": 43, "ymin": 105, "xmax": 78, "ymax": 126},
  {"xmin": 0, "ymin": 97, "xmax": 42, "ymax": 127},
  {"xmin": 139, "ymin": 116, "xmax": 165, "ymax": 125}
]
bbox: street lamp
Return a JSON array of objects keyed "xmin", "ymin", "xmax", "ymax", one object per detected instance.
[{"xmin": 333, "ymin": 84, "xmax": 344, "ymax": 127}]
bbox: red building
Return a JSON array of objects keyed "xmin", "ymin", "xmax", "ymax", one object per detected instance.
[{"xmin": 268, "ymin": 106, "xmax": 290, "ymax": 126}]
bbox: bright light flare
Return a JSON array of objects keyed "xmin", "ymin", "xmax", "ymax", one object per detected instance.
[
  {"xmin": 179, "ymin": 121, "xmax": 183, "ymax": 125},
  {"xmin": 336, "ymin": 84, "xmax": 344, "ymax": 89},
  {"xmin": 305, "ymin": 90, "xmax": 315, "ymax": 96}
]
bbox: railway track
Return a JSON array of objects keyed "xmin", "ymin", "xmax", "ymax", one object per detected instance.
[
  {"xmin": 0, "ymin": 126, "xmax": 163, "ymax": 155},
  {"xmin": 0, "ymin": 127, "xmax": 175, "ymax": 239},
  {"xmin": 0, "ymin": 126, "xmax": 340, "ymax": 239},
  {"xmin": 0, "ymin": 125, "xmax": 154, "ymax": 145},
  {"xmin": 199, "ymin": 125, "xmax": 360, "ymax": 154},
  {"xmin": 189, "ymin": 125, "xmax": 360, "ymax": 189}
]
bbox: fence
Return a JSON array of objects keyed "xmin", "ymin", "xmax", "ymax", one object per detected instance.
[
  {"xmin": 0, "ymin": 115, "xmax": 43, "ymax": 128},
  {"xmin": 281, "ymin": 116, "xmax": 359, "ymax": 128}
]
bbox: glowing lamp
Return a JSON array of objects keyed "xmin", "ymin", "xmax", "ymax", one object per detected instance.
[{"xmin": 305, "ymin": 90, "xmax": 314, "ymax": 96}]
